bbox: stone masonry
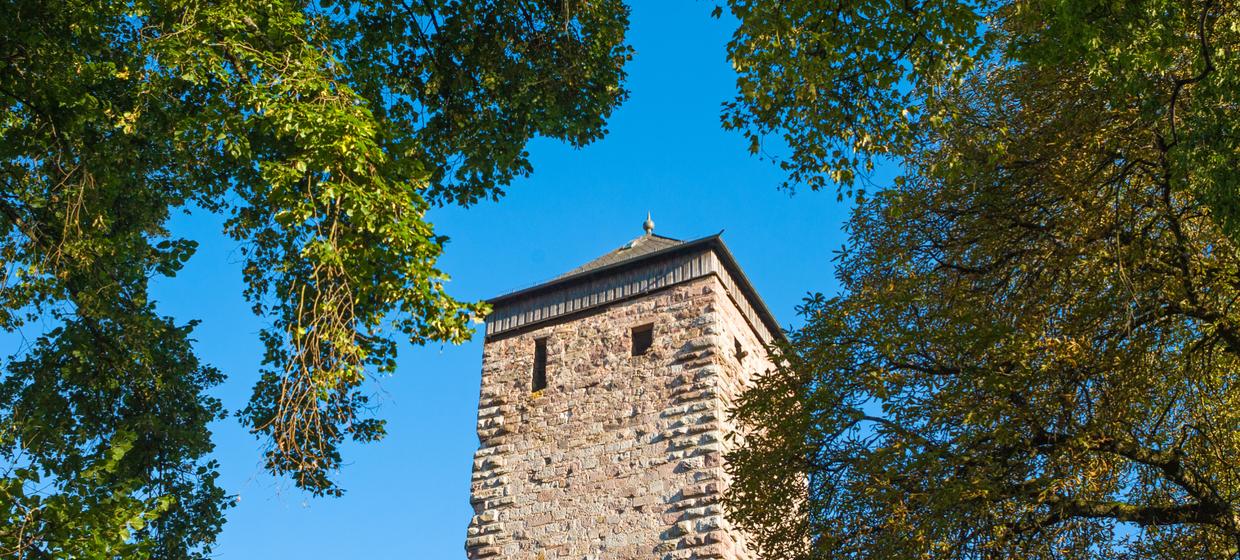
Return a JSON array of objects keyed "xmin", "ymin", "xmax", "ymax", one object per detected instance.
[{"xmin": 466, "ymin": 229, "xmax": 778, "ymax": 559}]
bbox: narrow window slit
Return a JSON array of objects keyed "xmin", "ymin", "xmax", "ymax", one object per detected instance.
[{"xmin": 532, "ymin": 337, "xmax": 548, "ymax": 392}]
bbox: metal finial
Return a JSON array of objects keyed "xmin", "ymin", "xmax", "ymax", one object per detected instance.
[{"xmin": 643, "ymin": 212, "xmax": 654, "ymax": 235}]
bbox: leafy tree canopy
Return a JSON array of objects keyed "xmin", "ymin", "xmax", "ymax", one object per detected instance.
[
  {"xmin": 723, "ymin": 0, "xmax": 1240, "ymax": 557},
  {"xmin": 722, "ymin": 0, "xmax": 1238, "ymax": 237},
  {"xmin": 0, "ymin": 0, "xmax": 630, "ymax": 557}
]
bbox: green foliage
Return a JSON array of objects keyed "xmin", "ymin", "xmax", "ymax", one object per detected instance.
[
  {"xmin": 723, "ymin": 0, "xmax": 1240, "ymax": 556},
  {"xmin": 723, "ymin": 0, "xmax": 990, "ymax": 196},
  {"xmin": 733, "ymin": 168, "xmax": 1240, "ymax": 557},
  {"xmin": 1, "ymin": 317, "xmax": 225, "ymax": 560},
  {"xmin": 722, "ymin": 0, "xmax": 1240, "ymax": 230},
  {"xmin": 1, "ymin": 0, "xmax": 629, "ymax": 556}
]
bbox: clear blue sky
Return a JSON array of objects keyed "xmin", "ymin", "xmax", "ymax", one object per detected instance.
[{"xmin": 151, "ymin": 3, "xmax": 856, "ymax": 558}]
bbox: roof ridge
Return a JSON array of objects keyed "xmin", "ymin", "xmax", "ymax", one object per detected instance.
[
  {"xmin": 484, "ymin": 232, "xmax": 785, "ymax": 343},
  {"xmin": 489, "ymin": 233, "xmax": 724, "ymax": 302},
  {"xmin": 554, "ymin": 233, "xmax": 685, "ymax": 280}
]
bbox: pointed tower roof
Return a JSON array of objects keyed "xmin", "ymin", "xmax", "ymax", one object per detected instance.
[
  {"xmin": 486, "ymin": 219, "xmax": 783, "ymax": 343},
  {"xmin": 556, "ymin": 232, "xmax": 684, "ymax": 279}
]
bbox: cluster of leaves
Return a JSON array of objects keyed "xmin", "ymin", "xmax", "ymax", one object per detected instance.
[
  {"xmin": 1, "ymin": 0, "xmax": 629, "ymax": 556},
  {"xmin": 723, "ymin": 0, "xmax": 1240, "ymax": 557},
  {"xmin": 721, "ymin": 0, "xmax": 1240, "ymax": 237}
]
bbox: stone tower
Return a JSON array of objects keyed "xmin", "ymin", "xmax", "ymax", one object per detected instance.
[{"xmin": 465, "ymin": 220, "xmax": 780, "ymax": 559}]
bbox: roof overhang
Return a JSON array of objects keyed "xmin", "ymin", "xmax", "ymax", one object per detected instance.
[{"xmin": 485, "ymin": 234, "xmax": 785, "ymax": 343}]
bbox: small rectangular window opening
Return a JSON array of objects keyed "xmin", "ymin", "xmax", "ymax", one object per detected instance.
[
  {"xmin": 631, "ymin": 324, "xmax": 654, "ymax": 356},
  {"xmin": 532, "ymin": 338, "xmax": 548, "ymax": 392}
]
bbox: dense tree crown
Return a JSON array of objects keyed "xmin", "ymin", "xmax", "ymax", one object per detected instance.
[
  {"xmin": 723, "ymin": 0, "xmax": 1240, "ymax": 557},
  {"xmin": 0, "ymin": 0, "xmax": 629, "ymax": 557},
  {"xmin": 5, "ymin": 0, "xmax": 1238, "ymax": 556}
]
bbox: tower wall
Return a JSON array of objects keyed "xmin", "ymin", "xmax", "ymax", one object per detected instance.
[{"xmin": 466, "ymin": 272, "xmax": 774, "ymax": 559}]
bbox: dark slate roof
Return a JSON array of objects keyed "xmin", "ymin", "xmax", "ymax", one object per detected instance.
[
  {"xmin": 556, "ymin": 233, "xmax": 685, "ymax": 279},
  {"xmin": 489, "ymin": 233, "xmax": 717, "ymax": 306},
  {"xmin": 487, "ymin": 231, "xmax": 786, "ymax": 342}
]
